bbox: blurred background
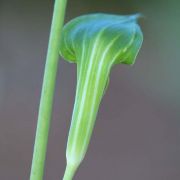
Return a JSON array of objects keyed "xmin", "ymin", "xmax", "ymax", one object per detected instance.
[{"xmin": 0, "ymin": 0, "xmax": 180, "ymax": 179}]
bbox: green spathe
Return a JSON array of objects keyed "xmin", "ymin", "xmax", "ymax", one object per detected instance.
[
  {"xmin": 60, "ymin": 13, "xmax": 143, "ymax": 65},
  {"xmin": 60, "ymin": 13, "xmax": 143, "ymax": 180}
]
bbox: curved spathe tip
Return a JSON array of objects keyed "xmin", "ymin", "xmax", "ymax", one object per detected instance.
[{"xmin": 59, "ymin": 13, "xmax": 143, "ymax": 66}]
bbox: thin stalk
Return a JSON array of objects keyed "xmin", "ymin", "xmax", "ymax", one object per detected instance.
[
  {"xmin": 63, "ymin": 163, "xmax": 78, "ymax": 180},
  {"xmin": 30, "ymin": 0, "xmax": 67, "ymax": 179}
]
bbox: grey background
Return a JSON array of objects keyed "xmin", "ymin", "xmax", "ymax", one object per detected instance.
[{"xmin": 0, "ymin": 0, "xmax": 180, "ymax": 179}]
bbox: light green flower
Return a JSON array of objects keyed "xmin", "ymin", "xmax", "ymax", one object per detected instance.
[{"xmin": 59, "ymin": 13, "xmax": 143, "ymax": 180}]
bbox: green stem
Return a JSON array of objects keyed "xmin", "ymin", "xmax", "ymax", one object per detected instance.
[
  {"xmin": 30, "ymin": 0, "xmax": 67, "ymax": 179},
  {"xmin": 63, "ymin": 163, "xmax": 78, "ymax": 180}
]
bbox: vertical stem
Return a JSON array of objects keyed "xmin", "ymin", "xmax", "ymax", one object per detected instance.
[
  {"xmin": 30, "ymin": 0, "xmax": 67, "ymax": 179},
  {"xmin": 63, "ymin": 163, "xmax": 78, "ymax": 180}
]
